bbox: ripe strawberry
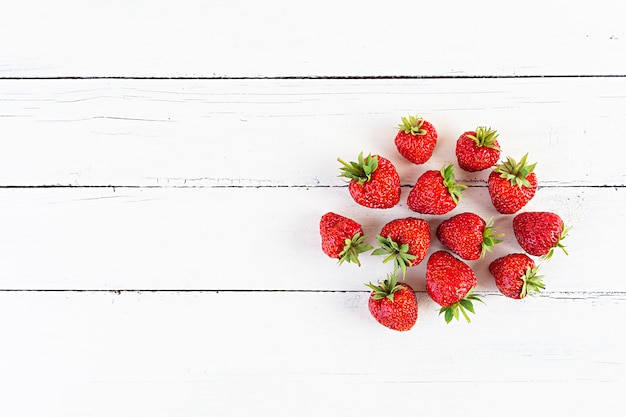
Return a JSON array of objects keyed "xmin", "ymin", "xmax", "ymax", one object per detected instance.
[
  {"xmin": 436, "ymin": 212, "xmax": 503, "ymax": 260},
  {"xmin": 320, "ymin": 212, "xmax": 373, "ymax": 266},
  {"xmin": 425, "ymin": 251, "xmax": 483, "ymax": 323},
  {"xmin": 372, "ymin": 217, "xmax": 431, "ymax": 277},
  {"xmin": 489, "ymin": 253, "xmax": 545, "ymax": 299},
  {"xmin": 366, "ymin": 274, "xmax": 418, "ymax": 331},
  {"xmin": 394, "ymin": 115, "xmax": 438, "ymax": 164},
  {"xmin": 513, "ymin": 211, "xmax": 569, "ymax": 259},
  {"xmin": 456, "ymin": 126, "xmax": 501, "ymax": 172},
  {"xmin": 488, "ymin": 153, "xmax": 537, "ymax": 214},
  {"xmin": 407, "ymin": 164, "xmax": 467, "ymax": 215},
  {"xmin": 338, "ymin": 152, "xmax": 401, "ymax": 209}
]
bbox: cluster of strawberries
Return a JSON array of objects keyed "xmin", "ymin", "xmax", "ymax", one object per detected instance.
[{"xmin": 319, "ymin": 116, "xmax": 570, "ymax": 331}]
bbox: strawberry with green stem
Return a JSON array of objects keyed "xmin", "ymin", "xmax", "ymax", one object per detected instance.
[
  {"xmin": 372, "ymin": 217, "xmax": 430, "ymax": 278},
  {"xmin": 425, "ymin": 250, "xmax": 484, "ymax": 323},
  {"xmin": 366, "ymin": 273, "xmax": 418, "ymax": 331},
  {"xmin": 513, "ymin": 211, "xmax": 570, "ymax": 259},
  {"xmin": 394, "ymin": 115, "xmax": 438, "ymax": 164},
  {"xmin": 488, "ymin": 153, "xmax": 538, "ymax": 214},
  {"xmin": 489, "ymin": 253, "xmax": 545, "ymax": 299},
  {"xmin": 456, "ymin": 126, "xmax": 501, "ymax": 172},
  {"xmin": 436, "ymin": 212, "xmax": 503, "ymax": 260},
  {"xmin": 320, "ymin": 212, "xmax": 373, "ymax": 266},
  {"xmin": 338, "ymin": 152, "xmax": 401, "ymax": 209},
  {"xmin": 407, "ymin": 164, "xmax": 467, "ymax": 215}
]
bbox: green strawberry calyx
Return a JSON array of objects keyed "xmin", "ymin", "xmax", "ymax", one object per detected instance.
[
  {"xmin": 439, "ymin": 287, "xmax": 484, "ymax": 324},
  {"xmin": 542, "ymin": 223, "xmax": 570, "ymax": 260},
  {"xmin": 520, "ymin": 264, "xmax": 546, "ymax": 298},
  {"xmin": 494, "ymin": 153, "xmax": 537, "ymax": 188},
  {"xmin": 371, "ymin": 235, "xmax": 418, "ymax": 278},
  {"xmin": 398, "ymin": 115, "xmax": 428, "ymax": 136},
  {"xmin": 481, "ymin": 217, "xmax": 504, "ymax": 258},
  {"xmin": 440, "ymin": 164, "xmax": 467, "ymax": 204},
  {"xmin": 337, "ymin": 152, "xmax": 379, "ymax": 185},
  {"xmin": 338, "ymin": 232, "xmax": 373, "ymax": 267},
  {"xmin": 365, "ymin": 273, "xmax": 405, "ymax": 301},
  {"xmin": 467, "ymin": 126, "xmax": 500, "ymax": 150}
]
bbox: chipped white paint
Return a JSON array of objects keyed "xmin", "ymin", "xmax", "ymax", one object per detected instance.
[{"xmin": 1, "ymin": 78, "xmax": 625, "ymax": 187}]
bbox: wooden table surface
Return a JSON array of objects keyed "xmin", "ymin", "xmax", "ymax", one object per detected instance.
[{"xmin": 1, "ymin": 1, "xmax": 625, "ymax": 415}]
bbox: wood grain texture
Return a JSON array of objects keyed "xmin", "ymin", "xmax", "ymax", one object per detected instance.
[
  {"xmin": 0, "ymin": 291, "xmax": 623, "ymax": 416},
  {"xmin": 0, "ymin": 0, "xmax": 623, "ymax": 77},
  {"xmin": 1, "ymin": 78, "xmax": 625, "ymax": 187}
]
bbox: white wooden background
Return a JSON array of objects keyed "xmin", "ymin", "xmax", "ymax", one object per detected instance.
[{"xmin": 1, "ymin": 1, "xmax": 625, "ymax": 415}]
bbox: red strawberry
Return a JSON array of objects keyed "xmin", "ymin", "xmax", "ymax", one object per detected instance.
[
  {"xmin": 394, "ymin": 115, "xmax": 438, "ymax": 164},
  {"xmin": 372, "ymin": 217, "xmax": 431, "ymax": 277},
  {"xmin": 366, "ymin": 274, "xmax": 418, "ymax": 331},
  {"xmin": 320, "ymin": 212, "xmax": 373, "ymax": 266},
  {"xmin": 489, "ymin": 253, "xmax": 545, "ymax": 299},
  {"xmin": 488, "ymin": 154, "xmax": 538, "ymax": 214},
  {"xmin": 456, "ymin": 126, "xmax": 501, "ymax": 172},
  {"xmin": 407, "ymin": 164, "xmax": 467, "ymax": 215},
  {"xmin": 338, "ymin": 152, "xmax": 401, "ymax": 209},
  {"xmin": 513, "ymin": 212, "xmax": 569, "ymax": 258},
  {"xmin": 436, "ymin": 212, "xmax": 503, "ymax": 260},
  {"xmin": 425, "ymin": 251, "xmax": 483, "ymax": 323}
]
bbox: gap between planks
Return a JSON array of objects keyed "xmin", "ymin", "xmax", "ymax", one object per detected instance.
[
  {"xmin": 1, "ymin": 74, "xmax": 626, "ymax": 80},
  {"xmin": 0, "ymin": 289, "xmax": 623, "ymax": 299},
  {"xmin": 0, "ymin": 184, "xmax": 624, "ymax": 189}
]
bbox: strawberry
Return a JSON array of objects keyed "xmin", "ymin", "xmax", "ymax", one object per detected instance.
[
  {"xmin": 338, "ymin": 152, "xmax": 401, "ymax": 209},
  {"xmin": 407, "ymin": 164, "xmax": 467, "ymax": 215},
  {"xmin": 489, "ymin": 253, "xmax": 545, "ymax": 299},
  {"xmin": 456, "ymin": 126, "xmax": 501, "ymax": 172},
  {"xmin": 394, "ymin": 115, "xmax": 438, "ymax": 164},
  {"xmin": 425, "ymin": 251, "xmax": 483, "ymax": 323},
  {"xmin": 366, "ymin": 274, "xmax": 418, "ymax": 331},
  {"xmin": 436, "ymin": 212, "xmax": 503, "ymax": 260},
  {"xmin": 513, "ymin": 211, "xmax": 569, "ymax": 259},
  {"xmin": 372, "ymin": 217, "xmax": 431, "ymax": 277},
  {"xmin": 320, "ymin": 212, "xmax": 373, "ymax": 266},
  {"xmin": 488, "ymin": 153, "xmax": 537, "ymax": 214}
]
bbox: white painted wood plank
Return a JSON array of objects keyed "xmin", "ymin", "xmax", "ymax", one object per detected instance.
[
  {"xmin": 1, "ymin": 1, "xmax": 623, "ymax": 77},
  {"xmin": 1, "ymin": 78, "xmax": 625, "ymax": 187},
  {"xmin": 0, "ymin": 186, "xmax": 620, "ymax": 291},
  {"xmin": 0, "ymin": 291, "xmax": 623, "ymax": 416}
]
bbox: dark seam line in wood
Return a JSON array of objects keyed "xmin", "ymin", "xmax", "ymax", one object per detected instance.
[
  {"xmin": 0, "ymin": 289, "xmax": 624, "ymax": 297},
  {"xmin": 0, "ymin": 184, "xmax": 623, "ymax": 189},
  {"xmin": 0, "ymin": 75, "xmax": 625, "ymax": 81},
  {"xmin": 0, "ymin": 289, "xmax": 624, "ymax": 303}
]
